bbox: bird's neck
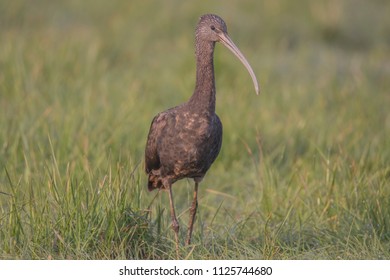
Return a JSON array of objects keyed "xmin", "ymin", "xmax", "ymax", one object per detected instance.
[{"xmin": 188, "ymin": 40, "xmax": 216, "ymax": 114}]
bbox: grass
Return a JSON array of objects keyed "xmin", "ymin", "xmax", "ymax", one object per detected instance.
[{"xmin": 1, "ymin": 0, "xmax": 389, "ymax": 259}]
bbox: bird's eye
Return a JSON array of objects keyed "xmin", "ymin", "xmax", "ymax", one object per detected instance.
[{"xmin": 210, "ymin": 25, "xmax": 216, "ymax": 31}]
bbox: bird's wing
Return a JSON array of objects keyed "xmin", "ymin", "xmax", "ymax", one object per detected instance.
[{"xmin": 144, "ymin": 112, "xmax": 166, "ymax": 173}]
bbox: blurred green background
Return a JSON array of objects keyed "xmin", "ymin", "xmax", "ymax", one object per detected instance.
[{"xmin": 0, "ymin": 0, "xmax": 389, "ymax": 259}]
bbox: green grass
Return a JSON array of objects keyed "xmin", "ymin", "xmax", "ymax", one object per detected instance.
[{"xmin": 1, "ymin": 0, "xmax": 389, "ymax": 259}]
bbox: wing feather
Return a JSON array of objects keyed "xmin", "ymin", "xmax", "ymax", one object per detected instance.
[{"xmin": 145, "ymin": 113, "xmax": 163, "ymax": 173}]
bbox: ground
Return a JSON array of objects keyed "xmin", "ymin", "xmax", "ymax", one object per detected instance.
[{"xmin": 0, "ymin": 0, "xmax": 389, "ymax": 259}]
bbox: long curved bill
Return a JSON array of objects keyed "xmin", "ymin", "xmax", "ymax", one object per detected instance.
[{"xmin": 218, "ymin": 32, "xmax": 260, "ymax": 95}]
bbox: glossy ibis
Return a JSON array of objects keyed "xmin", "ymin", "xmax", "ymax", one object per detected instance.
[{"xmin": 145, "ymin": 14, "xmax": 259, "ymax": 253}]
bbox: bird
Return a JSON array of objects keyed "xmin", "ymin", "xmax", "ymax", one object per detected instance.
[{"xmin": 144, "ymin": 14, "xmax": 259, "ymax": 254}]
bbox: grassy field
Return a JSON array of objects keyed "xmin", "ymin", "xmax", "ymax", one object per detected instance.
[{"xmin": 0, "ymin": 0, "xmax": 389, "ymax": 259}]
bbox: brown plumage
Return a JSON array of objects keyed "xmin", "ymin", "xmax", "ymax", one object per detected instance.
[{"xmin": 145, "ymin": 14, "xmax": 259, "ymax": 253}]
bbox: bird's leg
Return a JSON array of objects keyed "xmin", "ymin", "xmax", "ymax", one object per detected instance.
[
  {"xmin": 167, "ymin": 184, "xmax": 180, "ymax": 257},
  {"xmin": 186, "ymin": 181, "xmax": 199, "ymax": 245}
]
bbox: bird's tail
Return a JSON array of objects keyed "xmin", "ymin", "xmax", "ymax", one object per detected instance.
[{"xmin": 147, "ymin": 173, "xmax": 164, "ymax": 191}]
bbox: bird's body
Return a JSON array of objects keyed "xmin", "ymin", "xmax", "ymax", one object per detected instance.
[
  {"xmin": 144, "ymin": 14, "xmax": 259, "ymax": 254},
  {"xmin": 145, "ymin": 105, "xmax": 222, "ymax": 191}
]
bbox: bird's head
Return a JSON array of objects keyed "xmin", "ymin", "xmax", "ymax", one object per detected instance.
[
  {"xmin": 196, "ymin": 14, "xmax": 228, "ymax": 42},
  {"xmin": 196, "ymin": 14, "xmax": 260, "ymax": 95}
]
